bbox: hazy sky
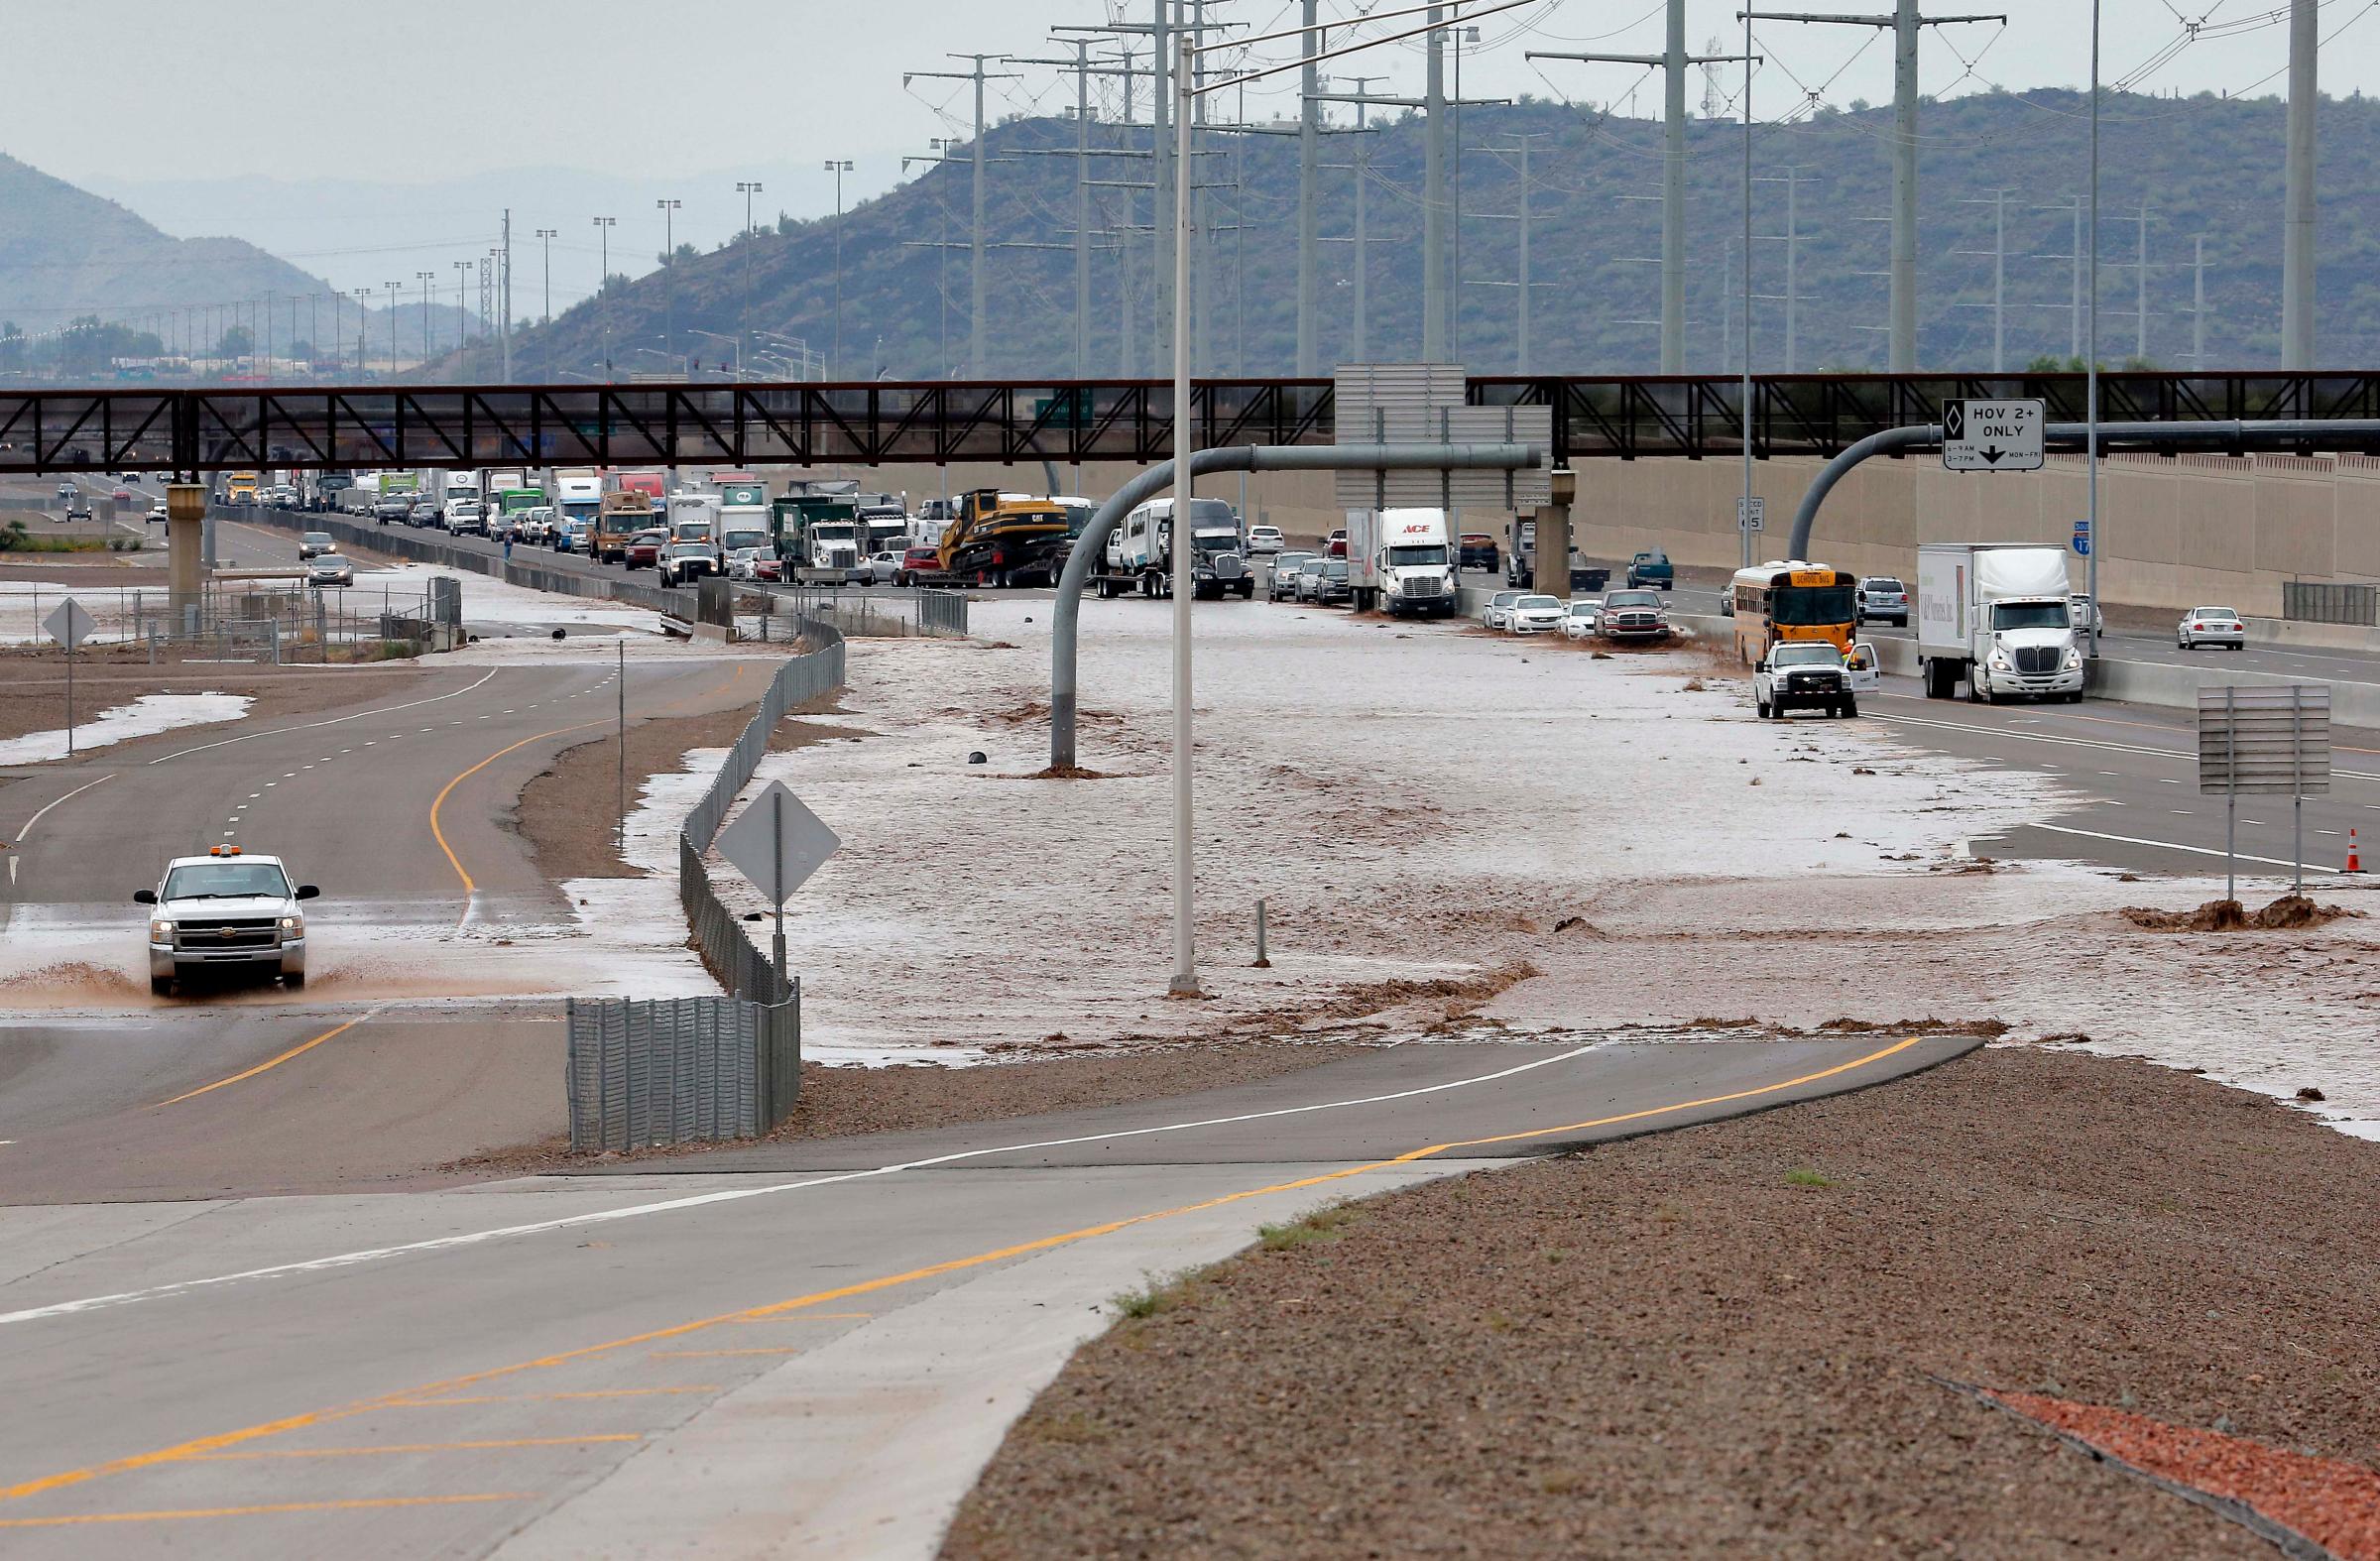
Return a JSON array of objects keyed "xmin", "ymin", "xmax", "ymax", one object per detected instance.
[{"xmin": 13, "ymin": 0, "xmax": 2376, "ymax": 305}]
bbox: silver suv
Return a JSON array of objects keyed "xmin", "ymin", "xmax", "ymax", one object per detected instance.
[{"xmin": 136, "ymin": 848, "xmax": 317, "ymax": 996}]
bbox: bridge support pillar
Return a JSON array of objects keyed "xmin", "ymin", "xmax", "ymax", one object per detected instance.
[{"xmin": 167, "ymin": 483, "xmax": 208, "ymax": 623}]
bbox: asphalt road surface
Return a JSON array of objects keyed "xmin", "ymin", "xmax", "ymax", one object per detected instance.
[
  {"xmin": 0, "ymin": 651, "xmax": 771, "ymax": 1202},
  {"xmin": 0, "ymin": 1032, "xmax": 1971, "ymax": 1558}
]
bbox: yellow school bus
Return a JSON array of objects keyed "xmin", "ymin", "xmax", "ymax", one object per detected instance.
[{"xmin": 1728, "ymin": 561, "xmax": 1858, "ymax": 663}]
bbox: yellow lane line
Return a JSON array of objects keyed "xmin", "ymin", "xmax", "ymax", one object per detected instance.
[
  {"xmin": 0, "ymin": 1035, "xmax": 1925, "ymax": 1506},
  {"xmin": 429, "ymin": 721, "xmax": 606, "ymax": 926},
  {"xmin": 0, "ymin": 1493, "xmax": 531, "ymax": 1529},
  {"xmin": 730, "ymin": 1310, "xmax": 872, "ymax": 1323},
  {"xmin": 387, "ymin": 1386, "xmax": 721, "ymax": 1407},
  {"xmin": 185, "ymin": 1436, "xmax": 641, "ymax": 1461},
  {"xmin": 152, "ymin": 1012, "xmax": 378, "ymax": 1108}
]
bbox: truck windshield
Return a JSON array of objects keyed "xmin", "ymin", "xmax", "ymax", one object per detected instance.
[
  {"xmin": 1385, "ymin": 544, "xmax": 1448, "ymax": 567},
  {"xmin": 1770, "ymin": 583, "xmax": 1856, "ymax": 626},
  {"xmin": 163, "ymin": 863, "xmax": 291, "ymax": 900},
  {"xmin": 1190, "ymin": 533, "xmax": 1239, "ymax": 554},
  {"xmin": 673, "ymin": 523, "xmax": 713, "ymax": 541},
  {"xmin": 721, "ymin": 531, "xmax": 767, "ymax": 551},
  {"xmin": 1770, "ymin": 643, "xmax": 1843, "ymax": 667},
  {"xmin": 1992, "ymin": 601, "xmax": 2073, "ymax": 631}
]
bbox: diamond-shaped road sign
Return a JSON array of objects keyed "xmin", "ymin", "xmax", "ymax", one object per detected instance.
[
  {"xmin": 43, "ymin": 598, "xmax": 94, "ymax": 650},
  {"xmin": 1942, "ymin": 399, "xmax": 2045, "ymax": 472},
  {"xmin": 714, "ymin": 780, "xmax": 840, "ymax": 908}
]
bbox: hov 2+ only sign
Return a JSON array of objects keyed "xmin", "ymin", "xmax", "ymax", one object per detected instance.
[{"xmin": 1942, "ymin": 399, "xmax": 2045, "ymax": 473}]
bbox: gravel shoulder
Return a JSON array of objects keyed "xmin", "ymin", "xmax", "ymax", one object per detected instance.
[{"xmin": 945, "ymin": 1045, "xmax": 2380, "ymax": 1559}]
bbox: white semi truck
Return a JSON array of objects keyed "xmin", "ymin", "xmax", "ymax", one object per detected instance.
[
  {"xmin": 1916, "ymin": 542, "xmax": 2087, "ymax": 703},
  {"xmin": 1356, "ymin": 508, "xmax": 1458, "ymax": 618}
]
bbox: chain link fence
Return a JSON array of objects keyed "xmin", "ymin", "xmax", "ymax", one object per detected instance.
[{"xmin": 565, "ymin": 993, "xmax": 801, "ymax": 1150}]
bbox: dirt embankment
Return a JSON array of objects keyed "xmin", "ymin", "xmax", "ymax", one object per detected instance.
[
  {"xmin": 0, "ymin": 648, "xmax": 425, "ymax": 746},
  {"xmin": 513, "ymin": 694, "xmax": 850, "ymax": 881},
  {"xmin": 946, "ymin": 1046, "xmax": 2380, "ymax": 1560}
]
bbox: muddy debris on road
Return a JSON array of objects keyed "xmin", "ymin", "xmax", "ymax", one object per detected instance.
[{"xmin": 2122, "ymin": 894, "xmax": 2364, "ymax": 932}]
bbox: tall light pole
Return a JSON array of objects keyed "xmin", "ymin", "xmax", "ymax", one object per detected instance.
[
  {"xmin": 452, "ymin": 261, "xmax": 473, "ymax": 348},
  {"xmin": 384, "ymin": 282, "xmax": 401, "ymax": 374},
  {"xmin": 2085, "ymin": 0, "xmax": 2100, "ymax": 652},
  {"xmin": 535, "ymin": 229, "xmax": 556, "ymax": 324},
  {"xmin": 2282, "ymin": 0, "xmax": 2317, "ymax": 369},
  {"xmin": 823, "ymin": 160, "xmax": 853, "ymax": 379},
  {"xmin": 417, "ymin": 271, "xmax": 437, "ymax": 366},
  {"xmin": 690, "ymin": 326, "xmax": 742, "ymax": 383},
  {"xmin": 352, "ymin": 289, "xmax": 371, "ymax": 376},
  {"xmin": 656, "ymin": 196, "xmax": 681, "ymax": 370},
  {"xmin": 592, "ymin": 215, "xmax": 617, "ymax": 380},
  {"xmin": 904, "ymin": 55, "xmax": 1015, "ymax": 378},
  {"xmin": 736, "ymin": 180, "xmax": 764, "ymax": 380}
]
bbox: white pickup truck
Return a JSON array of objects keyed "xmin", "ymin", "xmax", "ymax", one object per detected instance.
[{"xmin": 136, "ymin": 847, "xmax": 317, "ymax": 997}]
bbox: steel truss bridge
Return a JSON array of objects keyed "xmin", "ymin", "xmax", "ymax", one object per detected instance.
[{"xmin": 10, "ymin": 372, "xmax": 2380, "ymax": 475}]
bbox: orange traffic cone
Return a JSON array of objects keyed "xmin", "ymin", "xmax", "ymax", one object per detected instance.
[{"xmin": 2347, "ymin": 829, "xmax": 2364, "ymax": 874}]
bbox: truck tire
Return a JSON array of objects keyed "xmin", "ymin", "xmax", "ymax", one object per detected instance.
[
  {"xmin": 1239, "ymin": 581, "xmax": 1254, "ymax": 599},
  {"xmin": 1842, "ymin": 699, "xmax": 1858, "ymax": 718},
  {"xmin": 284, "ymin": 970, "xmax": 305, "ymax": 991},
  {"xmin": 151, "ymin": 974, "xmax": 172, "ymax": 999},
  {"xmin": 1756, "ymin": 696, "xmax": 1771, "ymax": 718}
]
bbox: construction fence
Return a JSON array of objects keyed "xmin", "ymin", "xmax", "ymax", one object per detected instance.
[
  {"xmin": 565, "ymin": 993, "xmax": 801, "ymax": 1150},
  {"xmin": 2282, "ymin": 580, "xmax": 2378, "ymax": 627}
]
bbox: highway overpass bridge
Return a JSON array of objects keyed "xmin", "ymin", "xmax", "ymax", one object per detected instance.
[{"xmin": 12, "ymin": 370, "xmax": 2380, "ymax": 475}]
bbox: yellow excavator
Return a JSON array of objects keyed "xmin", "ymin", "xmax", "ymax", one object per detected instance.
[{"xmin": 936, "ymin": 489, "xmax": 1073, "ymax": 588}]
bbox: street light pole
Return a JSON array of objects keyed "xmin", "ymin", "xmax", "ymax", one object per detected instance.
[
  {"xmin": 824, "ymin": 160, "xmax": 852, "ymax": 380},
  {"xmin": 1169, "ymin": 30, "xmax": 1195, "ymax": 996},
  {"xmin": 592, "ymin": 215, "xmax": 617, "ymax": 380},
  {"xmin": 417, "ymin": 271, "xmax": 436, "ymax": 366},
  {"xmin": 736, "ymin": 180, "xmax": 764, "ymax": 381},
  {"xmin": 656, "ymin": 197, "xmax": 681, "ymax": 369},
  {"xmin": 2085, "ymin": 0, "xmax": 2100, "ymax": 653}
]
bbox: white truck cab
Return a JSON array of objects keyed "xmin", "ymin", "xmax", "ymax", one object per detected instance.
[
  {"xmin": 1365, "ymin": 508, "xmax": 1457, "ymax": 618},
  {"xmin": 136, "ymin": 846, "xmax": 316, "ymax": 997},
  {"xmin": 1917, "ymin": 542, "xmax": 2086, "ymax": 704}
]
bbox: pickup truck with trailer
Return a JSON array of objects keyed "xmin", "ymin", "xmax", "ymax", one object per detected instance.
[
  {"xmin": 1916, "ymin": 541, "xmax": 2085, "ymax": 704},
  {"xmin": 1505, "ymin": 517, "xmax": 1609, "ymax": 591}
]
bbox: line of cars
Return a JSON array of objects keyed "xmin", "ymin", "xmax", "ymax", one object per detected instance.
[{"xmin": 1478, "ymin": 587, "xmax": 1675, "ymax": 643}]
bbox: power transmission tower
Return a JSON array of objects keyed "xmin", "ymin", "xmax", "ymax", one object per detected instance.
[
  {"xmin": 2031, "ymin": 195, "xmax": 2083, "ymax": 360},
  {"xmin": 2282, "ymin": 0, "xmax": 2316, "ymax": 368},
  {"xmin": 2183, "ymin": 233, "xmax": 2211, "ymax": 368},
  {"xmin": 1530, "ymin": 0, "xmax": 1754, "ymax": 373},
  {"xmin": 1954, "ymin": 186, "xmax": 2015, "ymax": 371},
  {"xmin": 903, "ymin": 54, "xmax": 1018, "ymax": 377},
  {"xmin": 1319, "ymin": 72, "xmax": 1387, "ymax": 364},
  {"xmin": 1465, "ymin": 133, "xmax": 1552, "ymax": 374},
  {"xmin": 1012, "ymin": 42, "xmax": 1154, "ymax": 379},
  {"xmin": 1297, "ymin": 0, "xmax": 1321, "ymax": 374},
  {"xmin": 1752, "ymin": 166, "xmax": 1814, "ymax": 371},
  {"xmin": 1740, "ymin": 1, "xmax": 2004, "ymax": 371},
  {"xmin": 1055, "ymin": 4, "xmax": 1177, "ymax": 372}
]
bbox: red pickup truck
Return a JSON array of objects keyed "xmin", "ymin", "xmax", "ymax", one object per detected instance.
[{"xmin": 624, "ymin": 529, "xmax": 665, "ymax": 570}]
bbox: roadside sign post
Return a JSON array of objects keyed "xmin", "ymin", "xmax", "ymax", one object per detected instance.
[
  {"xmin": 2072, "ymin": 519, "xmax": 2091, "ymax": 557},
  {"xmin": 2198, "ymin": 684, "xmax": 2330, "ymax": 900},
  {"xmin": 1737, "ymin": 496, "xmax": 1764, "ymax": 535},
  {"xmin": 42, "ymin": 598, "xmax": 95, "ymax": 757},
  {"xmin": 1942, "ymin": 399, "xmax": 2046, "ymax": 473},
  {"xmin": 714, "ymin": 779, "xmax": 840, "ymax": 996}
]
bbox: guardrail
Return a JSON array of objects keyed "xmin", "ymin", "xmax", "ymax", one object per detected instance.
[
  {"xmin": 565, "ymin": 994, "xmax": 801, "ymax": 1150},
  {"xmin": 2283, "ymin": 581, "xmax": 2378, "ymax": 628},
  {"xmin": 679, "ymin": 622, "xmax": 848, "ymax": 1003}
]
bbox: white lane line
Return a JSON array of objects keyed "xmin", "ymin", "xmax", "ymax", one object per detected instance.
[
  {"xmin": 2012, "ymin": 821, "xmax": 2338, "ymax": 871},
  {"xmin": 0, "ymin": 1044, "xmax": 1606, "ymax": 1328},
  {"xmin": 145, "ymin": 669, "xmax": 501, "ymax": 766},
  {"xmin": 1874, "ymin": 707, "xmax": 2380, "ymax": 782},
  {"xmin": 12, "ymin": 774, "xmax": 115, "ymax": 843}
]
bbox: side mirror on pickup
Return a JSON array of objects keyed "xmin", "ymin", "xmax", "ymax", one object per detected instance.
[
  {"xmin": 133, "ymin": 889, "xmax": 157, "ymax": 904},
  {"xmin": 296, "ymin": 885, "xmax": 320, "ymax": 901}
]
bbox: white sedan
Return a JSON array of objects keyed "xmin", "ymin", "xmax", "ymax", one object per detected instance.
[
  {"xmin": 1560, "ymin": 597, "xmax": 1603, "ymax": 640},
  {"xmin": 1507, "ymin": 594, "xmax": 1566, "ymax": 634},
  {"xmin": 1481, "ymin": 589, "xmax": 1521, "ymax": 630},
  {"xmin": 2177, "ymin": 606, "xmax": 2246, "ymax": 651}
]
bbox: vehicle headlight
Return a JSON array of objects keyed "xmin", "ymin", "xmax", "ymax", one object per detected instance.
[
  {"xmin": 281, "ymin": 914, "xmax": 303, "ymax": 935},
  {"xmin": 2064, "ymin": 648, "xmax": 2083, "ymax": 669},
  {"xmin": 151, "ymin": 918, "xmax": 174, "ymax": 940},
  {"xmin": 1987, "ymin": 651, "xmax": 2010, "ymax": 669}
]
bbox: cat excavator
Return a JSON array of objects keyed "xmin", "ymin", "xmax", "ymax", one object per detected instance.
[{"xmin": 936, "ymin": 489, "xmax": 1073, "ymax": 588}]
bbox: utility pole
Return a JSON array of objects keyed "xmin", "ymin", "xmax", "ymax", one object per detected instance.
[
  {"xmin": 1955, "ymin": 187, "xmax": 2013, "ymax": 371},
  {"xmin": 1742, "ymin": 1, "xmax": 2003, "ymax": 371},
  {"xmin": 1466, "ymin": 133, "xmax": 1550, "ymax": 374},
  {"xmin": 1752, "ymin": 166, "xmax": 1812, "ymax": 371},
  {"xmin": 656, "ymin": 197, "xmax": 681, "ymax": 371},
  {"xmin": 2131, "ymin": 194, "xmax": 2157, "ymax": 362},
  {"xmin": 384, "ymin": 282, "xmax": 401, "ymax": 375},
  {"xmin": 417, "ymin": 271, "xmax": 436, "ymax": 365},
  {"xmin": 1297, "ymin": 0, "xmax": 1320, "ymax": 374},
  {"xmin": 2185, "ymin": 233, "xmax": 2209, "ymax": 367},
  {"xmin": 452, "ymin": 261, "xmax": 471, "ymax": 350},
  {"xmin": 1008, "ymin": 40, "xmax": 1146, "ymax": 380},
  {"xmin": 1424, "ymin": 8, "xmax": 1446, "ymax": 361},
  {"xmin": 904, "ymin": 54, "xmax": 1017, "ymax": 378},
  {"xmin": 2282, "ymin": 0, "xmax": 2316, "ymax": 369},
  {"xmin": 1530, "ymin": 4, "xmax": 1754, "ymax": 373},
  {"xmin": 500, "ymin": 210, "xmax": 513, "ymax": 382},
  {"xmin": 823, "ymin": 160, "xmax": 852, "ymax": 379}
]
